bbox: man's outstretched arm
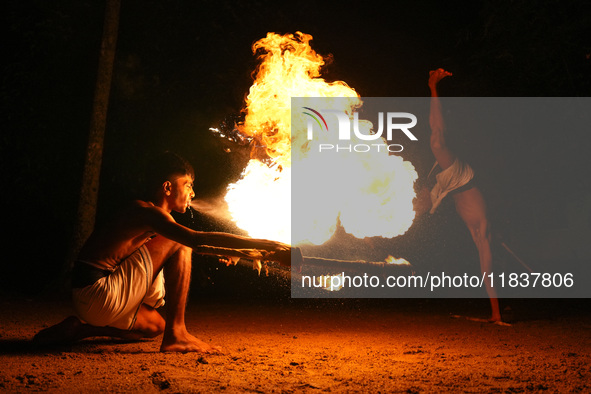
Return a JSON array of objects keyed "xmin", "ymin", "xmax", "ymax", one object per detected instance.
[{"xmin": 142, "ymin": 205, "xmax": 291, "ymax": 264}]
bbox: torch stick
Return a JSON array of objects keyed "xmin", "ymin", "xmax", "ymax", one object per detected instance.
[
  {"xmin": 199, "ymin": 246, "xmax": 412, "ymax": 278},
  {"xmin": 298, "ymin": 256, "xmax": 412, "ymax": 273},
  {"xmin": 293, "ymin": 247, "xmax": 414, "ymax": 277}
]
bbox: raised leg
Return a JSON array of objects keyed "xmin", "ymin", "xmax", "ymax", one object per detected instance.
[{"xmin": 429, "ymin": 68, "xmax": 456, "ymax": 170}]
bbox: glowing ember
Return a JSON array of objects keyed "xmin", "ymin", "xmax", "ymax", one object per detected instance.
[
  {"xmin": 385, "ymin": 255, "xmax": 411, "ymax": 266},
  {"xmin": 224, "ymin": 31, "xmax": 417, "ymax": 245}
]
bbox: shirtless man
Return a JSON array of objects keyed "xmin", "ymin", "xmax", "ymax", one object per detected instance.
[
  {"xmin": 34, "ymin": 152, "xmax": 290, "ymax": 352},
  {"xmin": 419, "ymin": 68, "xmax": 501, "ymax": 322}
]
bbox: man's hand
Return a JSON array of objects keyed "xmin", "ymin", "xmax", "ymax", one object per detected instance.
[{"xmin": 428, "ymin": 68, "xmax": 452, "ymax": 90}]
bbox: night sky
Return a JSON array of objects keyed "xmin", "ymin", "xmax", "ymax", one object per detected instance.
[{"xmin": 2, "ymin": 0, "xmax": 591, "ymax": 295}]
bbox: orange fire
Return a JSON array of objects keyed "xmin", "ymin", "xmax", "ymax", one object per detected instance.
[
  {"xmin": 385, "ymin": 255, "xmax": 411, "ymax": 266},
  {"xmin": 224, "ymin": 31, "xmax": 417, "ymax": 245}
]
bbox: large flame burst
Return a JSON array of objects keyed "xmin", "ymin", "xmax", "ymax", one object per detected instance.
[{"xmin": 224, "ymin": 31, "xmax": 417, "ymax": 245}]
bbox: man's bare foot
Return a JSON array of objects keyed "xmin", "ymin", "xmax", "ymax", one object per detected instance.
[
  {"xmin": 429, "ymin": 68, "xmax": 452, "ymax": 89},
  {"xmin": 160, "ymin": 329, "xmax": 222, "ymax": 353},
  {"xmin": 488, "ymin": 316, "xmax": 503, "ymax": 323},
  {"xmin": 490, "ymin": 316, "xmax": 511, "ymax": 326},
  {"xmin": 33, "ymin": 316, "xmax": 82, "ymax": 345}
]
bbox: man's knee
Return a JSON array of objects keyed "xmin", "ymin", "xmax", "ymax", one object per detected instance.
[
  {"xmin": 141, "ymin": 319, "xmax": 165, "ymax": 338},
  {"xmin": 177, "ymin": 245, "xmax": 192, "ymax": 257},
  {"xmin": 169, "ymin": 245, "xmax": 192, "ymax": 267},
  {"xmin": 468, "ymin": 220, "xmax": 491, "ymax": 245},
  {"xmin": 162, "ymin": 245, "xmax": 192, "ymax": 282}
]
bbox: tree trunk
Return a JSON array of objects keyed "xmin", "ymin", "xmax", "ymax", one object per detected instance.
[{"xmin": 59, "ymin": 0, "xmax": 121, "ymax": 291}]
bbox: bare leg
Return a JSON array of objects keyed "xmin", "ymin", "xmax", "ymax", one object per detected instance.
[
  {"xmin": 35, "ymin": 237, "xmax": 220, "ymax": 350},
  {"xmin": 33, "ymin": 308, "xmax": 160, "ymax": 345},
  {"xmin": 147, "ymin": 237, "xmax": 221, "ymax": 353},
  {"xmin": 34, "ymin": 238, "xmax": 176, "ymax": 345},
  {"xmin": 429, "ymin": 68, "xmax": 456, "ymax": 170},
  {"xmin": 454, "ymin": 189, "xmax": 502, "ymax": 322},
  {"xmin": 414, "ymin": 68, "xmax": 454, "ymax": 216}
]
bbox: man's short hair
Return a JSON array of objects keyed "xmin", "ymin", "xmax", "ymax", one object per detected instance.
[{"xmin": 143, "ymin": 151, "xmax": 195, "ymax": 199}]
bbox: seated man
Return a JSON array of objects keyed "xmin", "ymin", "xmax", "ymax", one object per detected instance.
[{"xmin": 34, "ymin": 152, "xmax": 290, "ymax": 352}]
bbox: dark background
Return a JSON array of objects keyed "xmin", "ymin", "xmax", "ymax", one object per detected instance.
[{"xmin": 2, "ymin": 0, "xmax": 590, "ymax": 296}]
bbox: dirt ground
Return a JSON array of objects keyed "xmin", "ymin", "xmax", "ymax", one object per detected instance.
[{"xmin": 1, "ymin": 292, "xmax": 590, "ymax": 393}]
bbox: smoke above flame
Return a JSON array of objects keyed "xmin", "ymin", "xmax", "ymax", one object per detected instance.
[{"xmin": 224, "ymin": 31, "xmax": 417, "ymax": 245}]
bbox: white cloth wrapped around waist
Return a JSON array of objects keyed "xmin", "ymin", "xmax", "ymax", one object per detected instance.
[{"xmin": 429, "ymin": 158, "xmax": 474, "ymax": 214}]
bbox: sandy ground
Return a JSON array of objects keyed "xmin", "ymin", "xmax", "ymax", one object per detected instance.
[{"xmin": 1, "ymin": 287, "xmax": 590, "ymax": 393}]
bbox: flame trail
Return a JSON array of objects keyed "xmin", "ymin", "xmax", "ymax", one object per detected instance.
[
  {"xmin": 385, "ymin": 255, "xmax": 411, "ymax": 266},
  {"xmin": 224, "ymin": 32, "xmax": 417, "ymax": 245}
]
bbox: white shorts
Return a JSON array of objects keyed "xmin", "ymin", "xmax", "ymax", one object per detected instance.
[
  {"xmin": 429, "ymin": 158, "xmax": 475, "ymax": 214},
  {"xmin": 72, "ymin": 245, "xmax": 165, "ymax": 330}
]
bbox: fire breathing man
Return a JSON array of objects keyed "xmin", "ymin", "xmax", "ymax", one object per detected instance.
[
  {"xmin": 415, "ymin": 68, "xmax": 501, "ymax": 322},
  {"xmin": 34, "ymin": 151, "xmax": 290, "ymax": 352}
]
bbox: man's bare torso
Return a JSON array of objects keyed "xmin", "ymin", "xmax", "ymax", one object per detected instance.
[{"xmin": 77, "ymin": 201, "xmax": 159, "ymax": 270}]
